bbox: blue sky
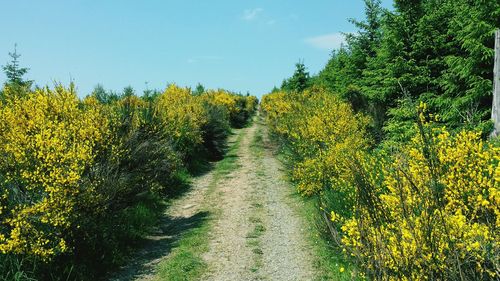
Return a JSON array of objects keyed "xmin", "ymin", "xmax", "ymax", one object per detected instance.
[{"xmin": 0, "ymin": 0, "xmax": 393, "ymax": 98}]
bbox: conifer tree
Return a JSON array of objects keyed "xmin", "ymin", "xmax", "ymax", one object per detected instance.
[
  {"xmin": 193, "ymin": 83, "xmax": 205, "ymax": 96},
  {"xmin": 282, "ymin": 62, "xmax": 310, "ymax": 92},
  {"xmin": 2, "ymin": 44, "xmax": 32, "ymax": 88}
]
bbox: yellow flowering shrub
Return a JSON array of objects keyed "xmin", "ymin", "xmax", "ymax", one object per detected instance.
[
  {"xmin": 202, "ymin": 89, "xmax": 239, "ymax": 117},
  {"xmin": 0, "ymin": 85, "xmax": 110, "ymax": 259},
  {"xmin": 201, "ymin": 90, "xmax": 258, "ymax": 128},
  {"xmin": 263, "ymin": 89, "xmax": 499, "ymax": 279},
  {"xmin": 154, "ymin": 84, "xmax": 207, "ymax": 157},
  {"xmin": 261, "ymin": 91, "xmax": 292, "ymax": 134},
  {"xmin": 262, "ymin": 87, "xmax": 370, "ymax": 195},
  {"xmin": 245, "ymin": 95, "xmax": 258, "ymax": 114},
  {"xmin": 341, "ymin": 119, "xmax": 499, "ymax": 280},
  {"xmin": 115, "ymin": 94, "xmax": 149, "ymax": 132},
  {"xmin": 0, "ymin": 82, "xmax": 258, "ymax": 279}
]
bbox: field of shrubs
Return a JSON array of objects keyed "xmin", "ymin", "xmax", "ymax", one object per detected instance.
[
  {"xmin": 261, "ymin": 87, "xmax": 499, "ymax": 280},
  {"xmin": 0, "ymin": 83, "xmax": 257, "ymax": 280}
]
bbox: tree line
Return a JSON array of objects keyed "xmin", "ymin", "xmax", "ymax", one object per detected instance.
[{"xmin": 283, "ymin": 0, "xmax": 500, "ymax": 145}]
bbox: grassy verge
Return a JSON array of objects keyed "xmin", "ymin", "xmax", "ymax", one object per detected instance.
[
  {"xmin": 153, "ymin": 127, "xmax": 246, "ymax": 281},
  {"xmin": 153, "ymin": 217, "xmax": 210, "ymax": 281},
  {"xmin": 288, "ymin": 191, "xmax": 358, "ymax": 281}
]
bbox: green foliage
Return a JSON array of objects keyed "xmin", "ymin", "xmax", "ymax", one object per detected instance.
[
  {"xmin": 1, "ymin": 45, "xmax": 33, "ymax": 100},
  {"xmin": 0, "ymin": 254, "xmax": 37, "ymax": 281},
  {"xmin": 122, "ymin": 85, "xmax": 135, "ymax": 98},
  {"xmin": 273, "ymin": 1, "xmax": 500, "ymax": 279},
  {"xmin": 193, "ymin": 83, "xmax": 205, "ymax": 96},
  {"xmin": 311, "ymin": 0, "xmax": 500, "ymax": 144},
  {"xmin": 201, "ymin": 102, "xmax": 231, "ymax": 160},
  {"xmin": 0, "ymin": 80, "xmax": 258, "ymax": 280},
  {"xmin": 282, "ymin": 62, "xmax": 311, "ymax": 92},
  {"xmin": 2, "ymin": 45, "xmax": 32, "ymax": 89},
  {"xmin": 91, "ymin": 84, "xmax": 119, "ymax": 104}
]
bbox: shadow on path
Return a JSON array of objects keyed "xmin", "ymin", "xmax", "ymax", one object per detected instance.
[{"xmin": 108, "ymin": 211, "xmax": 210, "ymax": 280}]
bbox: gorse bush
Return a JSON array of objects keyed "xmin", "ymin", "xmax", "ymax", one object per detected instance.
[
  {"xmin": 202, "ymin": 90, "xmax": 258, "ymax": 128},
  {"xmin": 270, "ymin": 0, "xmax": 500, "ymax": 278},
  {"xmin": 0, "ymin": 83, "xmax": 257, "ymax": 280},
  {"xmin": 155, "ymin": 84, "xmax": 207, "ymax": 159},
  {"xmin": 199, "ymin": 91, "xmax": 232, "ymax": 160},
  {"xmin": 69, "ymin": 94, "xmax": 180, "ymax": 277},
  {"xmin": 340, "ymin": 111, "xmax": 499, "ymax": 280},
  {"xmin": 261, "ymin": 87, "xmax": 370, "ymax": 195},
  {"xmin": 262, "ymin": 90, "xmax": 500, "ymax": 280},
  {"xmin": 0, "ymin": 85, "xmax": 109, "ymax": 260},
  {"xmin": 199, "ymin": 90, "xmax": 257, "ymax": 159}
]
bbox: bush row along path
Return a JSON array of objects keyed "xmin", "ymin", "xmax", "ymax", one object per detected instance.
[{"xmin": 109, "ymin": 115, "xmax": 316, "ymax": 280}]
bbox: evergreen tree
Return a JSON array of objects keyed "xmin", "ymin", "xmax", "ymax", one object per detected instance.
[
  {"xmin": 92, "ymin": 84, "xmax": 108, "ymax": 103},
  {"xmin": 122, "ymin": 86, "xmax": 135, "ymax": 97},
  {"xmin": 91, "ymin": 84, "xmax": 119, "ymax": 104},
  {"xmin": 193, "ymin": 83, "xmax": 205, "ymax": 96},
  {"xmin": 282, "ymin": 62, "xmax": 311, "ymax": 92},
  {"xmin": 348, "ymin": 0, "xmax": 383, "ymax": 61},
  {"xmin": 437, "ymin": 0, "xmax": 500, "ymax": 132},
  {"xmin": 2, "ymin": 44, "xmax": 32, "ymax": 88},
  {"xmin": 310, "ymin": 0, "xmax": 500, "ymax": 143},
  {"xmin": 315, "ymin": 0, "xmax": 384, "ymax": 136}
]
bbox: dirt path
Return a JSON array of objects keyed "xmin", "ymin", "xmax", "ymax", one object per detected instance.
[
  {"xmin": 202, "ymin": 117, "xmax": 315, "ymax": 281},
  {"xmin": 109, "ymin": 116, "xmax": 316, "ymax": 280}
]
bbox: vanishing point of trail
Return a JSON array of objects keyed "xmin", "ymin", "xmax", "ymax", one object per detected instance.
[{"xmin": 110, "ymin": 115, "xmax": 316, "ymax": 281}]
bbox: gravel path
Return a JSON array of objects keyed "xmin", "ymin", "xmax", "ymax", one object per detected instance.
[
  {"xmin": 108, "ymin": 116, "xmax": 316, "ymax": 280},
  {"xmin": 201, "ymin": 123, "xmax": 258, "ymax": 280},
  {"xmin": 202, "ymin": 117, "xmax": 315, "ymax": 281},
  {"xmin": 258, "ymin": 123, "xmax": 315, "ymax": 280}
]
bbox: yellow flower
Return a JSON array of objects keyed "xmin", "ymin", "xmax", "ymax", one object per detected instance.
[
  {"xmin": 330, "ymin": 211, "xmax": 337, "ymax": 222},
  {"xmin": 262, "ymin": 91, "xmax": 500, "ymax": 279}
]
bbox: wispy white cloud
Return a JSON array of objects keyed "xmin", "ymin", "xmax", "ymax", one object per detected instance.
[
  {"xmin": 187, "ymin": 56, "xmax": 222, "ymax": 64},
  {"xmin": 242, "ymin": 8, "xmax": 263, "ymax": 21},
  {"xmin": 304, "ymin": 33, "xmax": 346, "ymax": 50}
]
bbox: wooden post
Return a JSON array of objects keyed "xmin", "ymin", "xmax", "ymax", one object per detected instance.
[{"xmin": 492, "ymin": 30, "xmax": 500, "ymax": 137}]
